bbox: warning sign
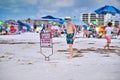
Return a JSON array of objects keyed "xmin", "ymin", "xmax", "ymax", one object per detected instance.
[{"xmin": 40, "ymin": 32, "xmax": 52, "ymax": 47}]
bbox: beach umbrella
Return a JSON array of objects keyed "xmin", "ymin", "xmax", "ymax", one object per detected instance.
[
  {"xmin": 95, "ymin": 5, "xmax": 120, "ymax": 15},
  {"xmin": 95, "ymin": 5, "xmax": 120, "ymax": 25},
  {"xmin": 57, "ymin": 19, "xmax": 65, "ymax": 24},
  {"xmin": 0, "ymin": 21, "xmax": 4, "ymax": 25}
]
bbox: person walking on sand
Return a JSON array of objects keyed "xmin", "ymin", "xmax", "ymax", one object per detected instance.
[
  {"xmin": 65, "ymin": 17, "xmax": 76, "ymax": 59},
  {"xmin": 83, "ymin": 25, "xmax": 88, "ymax": 38},
  {"xmin": 104, "ymin": 22, "xmax": 113, "ymax": 49}
]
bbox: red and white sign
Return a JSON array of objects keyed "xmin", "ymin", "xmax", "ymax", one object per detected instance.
[{"xmin": 40, "ymin": 32, "xmax": 52, "ymax": 47}]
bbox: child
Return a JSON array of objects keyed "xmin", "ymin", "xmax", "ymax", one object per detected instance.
[{"xmin": 104, "ymin": 22, "xmax": 113, "ymax": 49}]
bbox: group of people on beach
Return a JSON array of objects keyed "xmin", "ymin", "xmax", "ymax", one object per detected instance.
[
  {"xmin": 43, "ymin": 17, "xmax": 118, "ymax": 59},
  {"xmin": 40, "ymin": 16, "xmax": 120, "ymax": 59},
  {"xmin": 64, "ymin": 17, "xmax": 119, "ymax": 59},
  {"xmin": 1, "ymin": 17, "xmax": 120, "ymax": 59},
  {"xmin": 0, "ymin": 21, "xmax": 38, "ymax": 35}
]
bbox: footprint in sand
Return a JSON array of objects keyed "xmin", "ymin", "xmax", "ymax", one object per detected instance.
[
  {"xmin": 17, "ymin": 59, "xmax": 33, "ymax": 65},
  {"xmin": 0, "ymin": 52, "xmax": 14, "ymax": 62}
]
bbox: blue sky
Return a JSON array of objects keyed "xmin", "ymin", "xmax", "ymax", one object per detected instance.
[{"xmin": 0, "ymin": 0, "xmax": 120, "ymax": 20}]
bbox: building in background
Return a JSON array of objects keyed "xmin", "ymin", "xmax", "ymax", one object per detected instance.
[{"xmin": 80, "ymin": 13, "xmax": 105, "ymax": 26}]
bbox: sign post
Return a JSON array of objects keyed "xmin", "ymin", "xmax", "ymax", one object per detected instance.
[{"xmin": 40, "ymin": 32, "xmax": 53, "ymax": 61}]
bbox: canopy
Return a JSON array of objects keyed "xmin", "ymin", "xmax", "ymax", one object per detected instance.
[
  {"xmin": 95, "ymin": 5, "xmax": 120, "ymax": 15},
  {"xmin": 41, "ymin": 15, "xmax": 57, "ymax": 19},
  {"xmin": 41, "ymin": 15, "xmax": 64, "ymax": 24}
]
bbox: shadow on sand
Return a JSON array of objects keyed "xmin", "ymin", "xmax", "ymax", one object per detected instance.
[{"xmin": 57, "ymin": 46, "xmax": 120, "ymax": 58}]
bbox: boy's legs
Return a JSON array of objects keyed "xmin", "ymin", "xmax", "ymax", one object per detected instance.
[
  {"xmin": 104, "ymin": 42, "xmax": 110, "ymax": 49},
  {"xmin": 66, "ymin": 33, "xmax": 74, "ymax": 59},
  {"xmin": 104, "ymin": 36, "xmax": 111, "ymax": 49},
  {"xmin": 68, "ymin": 44, "xmax": 73, "ymax": 59},
  {"xmin": 107, "ymin": 42, "xmax": 110, "ymax": 49}
]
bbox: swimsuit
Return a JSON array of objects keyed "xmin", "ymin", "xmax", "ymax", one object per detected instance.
[
  {"xmin": 83, "ymin": 25, "xmax": 87, "ymax": 30},
  {"xmin": 66, "ymin": 33, "xmax": 74, "ymax": 44},
  {"xmin": 105, "ymin": 36, "xmax": 111, "ymax": 43}
]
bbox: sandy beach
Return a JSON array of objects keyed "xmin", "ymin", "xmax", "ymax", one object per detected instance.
[{"xmin": 0, "ymin": 32, "xmax": 120, "ymax": 80}]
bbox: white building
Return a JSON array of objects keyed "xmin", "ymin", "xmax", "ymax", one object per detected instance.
[
  {"xmin": 80, "ymin": 13, "xmax": 120, "ymax": 26},
  {"xmin": 80, "ymin": 13, "xmax": 105, "ymax": 26}
]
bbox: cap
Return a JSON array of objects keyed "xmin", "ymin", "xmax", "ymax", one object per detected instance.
[{"xmin": 64, "ymin": 16, "xmax": 71, "ymax": 20}]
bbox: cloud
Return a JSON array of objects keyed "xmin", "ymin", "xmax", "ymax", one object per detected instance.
[
  {"xmin": 38, "ymin": 9, "xmax": 58, "ymax": 16},
  {"xmin": 21, "ymin": 0, "xmax": 38, "ymax": 5},
  {"xmin": 9, "ymin": 0, "xmax": 16, "ymax": 3},
  {"xmin": 97, "ymin": 0, "xmax": 120, "ymax": 8},
  {"xmin": 42, "ymin": 9, "xmax": 57, "ymax": 13},
  {"xmin": 54, "ymin": 0, "xmax": 75, "ymax": 7},
  {"xmin": 35, "ymin": 9, "xmax": 58, "ymax": 18},
  {"xmin": 9, "ymin": 0, "xmax": 38, "ymax": 5},
  {"xmin": 12, "ymin": 8, "xmax": 20, "ymax": 13},
  {"xmin": 36, "ymin": 0, "xmax": 75, "ymax": 10}
]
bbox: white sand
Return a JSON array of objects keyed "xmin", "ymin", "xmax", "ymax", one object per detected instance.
[{"xmin": 0, "ymin": 32, "xmax": 120, "ymax": 80}]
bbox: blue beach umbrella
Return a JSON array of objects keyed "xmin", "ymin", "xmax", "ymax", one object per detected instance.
[{"xmin": 95, "ymin": 5, "xmax": 120, "ymax": 15}]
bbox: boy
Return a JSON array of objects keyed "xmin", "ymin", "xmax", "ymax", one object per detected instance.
[{"xmin": 104, "ymin": 22, "xmax": 113, "ymax": 49}]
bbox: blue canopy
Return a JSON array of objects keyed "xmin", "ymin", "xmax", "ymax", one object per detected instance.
[
  {"xmin": 95, "ymin": 5, "xmax": 120, "ymax": 15},
  {"xmin": 41, "ymin": 15, "xmax": 64, "ymax": 24},
  {"xmin": 41, "ymin": 15, "xmax": 57, "ymax": 19}
]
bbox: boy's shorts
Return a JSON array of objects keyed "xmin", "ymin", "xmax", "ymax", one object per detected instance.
[
  {"xmin": 105, "ymin": 36, "xmax": 111, "ymax": 43},
  {"xmin": 66, "ymin": 33, "xmax": 74, "ymax": 44}
]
